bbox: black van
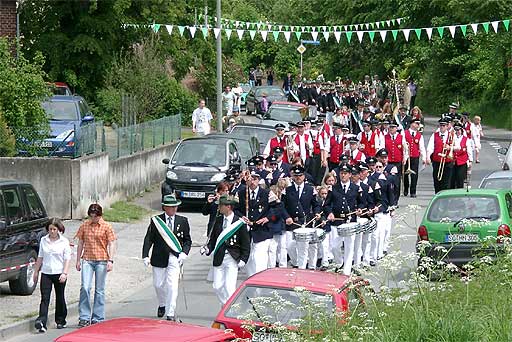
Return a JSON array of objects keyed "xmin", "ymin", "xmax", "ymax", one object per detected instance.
[{"xmin": 0, "ymin": 180, "xmax": 48, "ymax": 295}]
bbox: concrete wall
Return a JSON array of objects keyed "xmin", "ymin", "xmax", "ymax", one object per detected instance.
[{"xmin": 0, "ymin": 143, "xmax": 176, "ymax": 219}]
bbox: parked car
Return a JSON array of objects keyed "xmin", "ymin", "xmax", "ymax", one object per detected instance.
[
  {"xmin": 204, "ymin": 134, "xmax": 259, "ymax": 165},
  {"xmin": 479, "ymin": 170, "xmax": 512, "ymax": 189},
  {"xmin": 258, "ymin": 101, "xmax": 308, "ymax": 128},
  {"xmin": 55, "ymin": 317, "xmax": 237, "ymax": 342},
  {"xmin": 245, "ymin": 86, "xmax": 287, "ymax": 115},
  {"xmin": 0, "ymin": 179, "xmax": 48, "ymax": 295},
  {"xmin": 498, "ymin": 141, "xmax": 512, "ymax": 171},
  {"xmin": 238, "ymin": 83, "xmax": 252, "ymax": 109},
  {"xmin": 227, "ymin": 124, "xmax": 275, "ymax": 153},
  {"xmin": 211, "ymin": 268, "xmax": 367, "ymax": 340},
  {"xmin": 37, "ymin": 95, "xmax": 95, "ymax": 157},
  {"xmin": 47, "ymin": 82, "xmax": 72, "ymax": 96},
  {"xmin": 161, "ymin": 137, "xmax": 242, "ymax": 203},
  {"xmin": 417, "ymin": 189, "xmax": 512, "ymax": 266}
]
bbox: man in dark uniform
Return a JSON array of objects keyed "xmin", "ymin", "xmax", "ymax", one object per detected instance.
[{"xmin": 142, "ymin": 194, "xmax": 192, "ymax": 321}]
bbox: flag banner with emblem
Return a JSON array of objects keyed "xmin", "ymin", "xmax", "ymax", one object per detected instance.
[
  {"xmin": 213, "ymin": 219, "xmax": 245, "ymax": 257},
  {"xmin": 152, "ymin": 216, "xmax": 182, "ymax": 254}
]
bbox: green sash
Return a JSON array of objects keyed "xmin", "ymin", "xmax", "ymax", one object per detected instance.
[
  {"xmin": 213, "ymin": 219, "xmax": 245, "ymax": 257},
  {"xmin": 152, "ymin": 215, "xmax": 182, "ymax": 254}
]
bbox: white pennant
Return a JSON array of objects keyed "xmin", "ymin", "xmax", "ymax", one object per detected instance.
[
  {"xmin": 249, "ymin": 30, "xmax": 256, "ymax": 40},
  {"xmin": 237, "ymin": 29, "xmax": 244, "ymax": 40},
  {"xmin": 322, "ymin": 26, "xmax": 326, "ymax": 32},
  {"xmin": 386, "ymin": 20, "xmax": 391, "ymax": 26},
  {"xmin": 344, "ymin": 25, "xmax": 348, "ymax": 31},
  {"xmin": 403, "ymin": 28, "xmax": 411, "ymax": 41},
  {"xmin": 323, "ymin": 31, "xmax": 329, "ymax": 41},
  {"xmin": 357, "ymin": 31, "xmax": 364, "ymax": 42},
  {"xmin": 334, "ymin": 31, "xmax": 341, "ymax": 43},
  {"xmin": 426, "ymin": 27, "xmax": 433, "ymax": 40},
  {"xmin": 354, "ymin": 24, "xmax": 359, "ymax": 30},
  {"xmin": 376, "ymin": 22, "xmax": 380, "ymax": 28},
  {"xmin": 491, "ymin": 20, "xmax": 499, "ymax": 32},
  {"xmin": 165, "ymin": 25, "xmax": 173, "ymax": 35},
  {"xmin": 448, "ymin": 25, "xmax": 456, "ymax": 38},
  {"xmin": 301, "ymin": 26, "xmax": 306, "ymax": 32},
  {"xmin": 188, "ymin": 26, "xmax": 196, "ymax": 38},
  {"xmin": 260, "ymin": 30, "xmax": 268, "ymax": 41},
  {"xmin": 225, "ymin": 29, "xmax": 232, "ymax": 40},
  {"xmin": 311, "ymin": 31, "xmax": 319, "ymax": 41},
  {"xmin": 365, "ymin": 23, "xmax": 370, "ymax": 30},
  {"xmin": 471, "ymin": 23, "xmax": 478, "ymax": 34},
  {"xmin": 246, "ymin": 22, "xmax": 250, "ymax": 29},
  {"xmin": 379, "ymin": 30, "xmax": 387, "ymax": 42},
  {"xmin": 267, "ymin": 24, "xmax": 272, "ymax": 30},
  {"xmin": 397, "ymin": 18, "xmax": 402, "ymax": 25},
  {"xmin": 235, "ymin": 21, "xmax": 240, "ymax": 27},
  {"xmin": 214, "ymin": 28, "xmax": 221, "ymax": 39},
  {"xmin": 284, "ymin": 31, "xmax": 291, "ymax": 42},
  {"xmin": 279, "ymin": 25, "xmax": 283, "ymax": 31}
]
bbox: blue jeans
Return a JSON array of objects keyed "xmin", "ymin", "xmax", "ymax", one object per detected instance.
[{"xmin": 79, "ymin": 260, "xmax": 107, "ymax": 322}]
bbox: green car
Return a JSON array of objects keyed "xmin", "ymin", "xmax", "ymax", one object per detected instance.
[{"xmin": 417, "ymin": 189, "xmax": 512, "ymax": 266}]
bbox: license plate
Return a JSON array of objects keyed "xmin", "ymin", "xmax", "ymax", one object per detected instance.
[
  {"xmin": 35, "ymin": 141, "xmax": 52, "ymax": 148},
  {"xmin": 181, "ymin": 191, "xmax": 205, "ymax": 199},
  {"xmin": 252, "ymin": 332, "xmax": 282, "ymax": 342},
  {"xmin": 445, "ymin": 234, "xmax": 479, "ymax": 243}
]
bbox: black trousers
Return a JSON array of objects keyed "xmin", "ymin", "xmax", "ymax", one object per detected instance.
[
  {"xmin": 389, "ymin": 162, "xmax": 402, "ymax": 201},
  {"xmin": 328, "ymin": 161, "xmax": 339, "ymax": 172},
  {"xmin": 432, "ymin": 161, "xmax": 454, "ymax": 193},
  {"xmin": 403, "ymin": 157, "xmax": 420, "ymax": 195},
  {"xmin": 37, "ymin": 273, "xmax": 67, "ymax": 327},
  {"xmin": 309, "ymin": 154, "xmax": 325, "ymax": 186},
  {"xmin": 452, "ymin": 164, "xmax": 468, "ymax": 189}
]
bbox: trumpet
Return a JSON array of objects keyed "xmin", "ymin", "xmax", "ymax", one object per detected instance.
[
  {"xmin": 403, "ymin": 142, "xmax": 416, "ymax": 175},
  {"xmin": 285, "ymin": 131, "xmax": 296, "ymax": 162},
  {"xmin": 437, "ymin": 130, "xmax": 455, "ymax": 181}
]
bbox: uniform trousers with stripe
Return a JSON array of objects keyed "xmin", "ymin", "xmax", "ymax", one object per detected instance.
[
  {"xmin": 330, "ymin": 227, "xmax": 344, "ymax": 265},
  {"xmin": 268, "ymin": 233, "xmax": 287, "ymax": 268},
  {"xmin": 152, "ymin": 254, "xmax": 180, "ymax": 317},
  {"xmin": 296, "ymin": 240, "xmax": 318, "ymax": 269},
  {"xmin": 352, "ymin": 218, "xmax": 366, "ymax": 268},
  {"xmin": 246, "ymin": 239, "xmax": 270, "ymax": 277},
  {"xmin": 371, "ymin": 212, "xmax": 391, "ymax": 261},
  {"xmin": 213, "ymin": 253, "xmax": 238, "ymax": 305},
  {"xmin": 319, "ymin": 232, "xmax": 331, "ymax": 267}
]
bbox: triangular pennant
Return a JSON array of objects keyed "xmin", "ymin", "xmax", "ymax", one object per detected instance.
[
  {"xmin": 256, "ymin": 23, "xmax": 262, "ymax": 30},
  {"xmin": 301, "ymin": 26, "xmax": 306, "ymax": 32},
  {"xmin": 356, "ymin": 31, "xmax": 364, "ymax": 43},
  {"xmin": 245, "ymin": 22, "xmax": 250, "ymax": 29},
  {"xmin": 295, "ymin": 31, "xmax": 301, "ymax": 40},
  {"xmin": 365, "ymin": 23, "xmax": 370, "ymax": 30},
  {"xmin": 344, "ymin": 25, "xmax": 348, "ymax": 31},
  {"xmin": 376, "ymin": 22, "xmax": 380, "ymax": 28},
  {"xmin": 189, "ymin": 26, "xmax": 197, "ymax": 38},
  {"xmin": 345, "ymin": 31, "xmax": 352, "ymax": 43},
  {"xmin": 471, "ymin": 23, "xmax": 478, "ymax": 34},
  {"xmin": 426, "ymin": 27, "xmax": 433, "ymax": 40},
  {"xmin": 482, "ymin": 22, "xmax": 490, "ymax": 33},
  {"xmin": 201, "ymin": 27, "xmax": 208, "ymax": 39},
  {"xmin": 403, "ymin": 28, "xmax": 411, "ymax": 41},
  {"xmin": 504, "ymin": 19, "xmax": 510, "ymax": 31},
  {"xmin": 152, "ymin": 24, "xmax": 161, "ymax": 33},
  {"xmin": 391, "ymin": 19, "xmax": 396, "ymax": 25},
  {"xmin": 278, "ymin": 25, "xmax": 283, "ymax": 31},
  {"xmin": 392, "ymin": 29, "xmax": 398, "ymax": 40},
  {"xmin": 448, "ymin": 25, "xmax": 456, "ymax": 38},
  {"xmin": 370, "ymin": 23, "xmax": 375, "ymax": 29},
  {"xmin": 437, "ymin": 26, "xmax": 444, "ymax": 38},
  {"xmin": 334, "ymin": 31, "xmax": 342, "ymax": 43},
  {"xmin": 311, "ymin": 31, "xmax": 319, "ymax": 41},
  {"xmin": 249, "ymin": 30, "xmax": 256, "ymax": 40},
  {"xmin": 369, "ymin": 31, "xmax": 375, "ymax": 43},
  {"xmin": 214, "ymin": 28, "xmax": 221, "ymax": 39},
  {"xmin": 178, "ymin": 26, "xmax": 185, "ymax": 36},
  {"xmin": 491, "ymin": 20, "xmax": 499, "ymax": 33},
  {"xmin": 235, "ymin": 21, "xmax": 240, "ymax": 27},
  {"xmin": 460, "ymin": 25, "xmax": 467, "ymax": 37},
  {"xmin": 397, "ymin": 18, "xmax": 402, "ymax": 25},
  {"xmin": 386, "ymin": 20, "xmax": 391, "ymax": 26},
  {"xmin": 260, "ymin": 30, "xmax": 268, "ymax": 41},
  {"xmin": 322, "ymin": 26, "xmax": 327, "ymax": 32},
  {"xmin": 272, "ymin": 31, "xmax": 279, "ymax": 41},
  {"xmin": 414, "ymin": 28, "xmax": 421, "ymax": 40},
  {"xmin": 236, "ymin": 29, "xmax": 244, "ymax": 40},
  {"xmin": 354, "ymin": 24, "xmax": 359, "ymax": 30},
  {"xmin": 165, "ymin": 25, "xmax": 173, "ymax": 35},
  {"xmin": 267, "ymin": 24, "xmax": 272, "ymax": 30},
  {"xmin": 225, "ymin": 29, "xmax": 232, "ymax": 40},
  {"xmin": 285, "ymin": 25, "xmax": 289, "ymax": 31},
  {"xmin": 284, "ymin": 31, "xmax": 291, "ymax": 42},
  {"xmin": 379, "ymin": 30, "xmax": 387, "ymax": 42},
  {"xmin": 322, "ymin": 31, "xmax": 329, "ymax": 41}
]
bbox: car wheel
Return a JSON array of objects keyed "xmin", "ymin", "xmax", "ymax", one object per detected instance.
[{"xmin": 9, "ymin": 249, "xmax": 38, "ymax": 295}]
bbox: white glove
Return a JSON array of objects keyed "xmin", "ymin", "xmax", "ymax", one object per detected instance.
[
  {"xmin": 238, "ymin": 260, "xmax": 246, "ymax": 269},
  {"xmin": 177, "ymin": 253, "xmax": 187, "ymax": 265},
  {"xmin": 200, "ymin": 246, "xmax": 209, "ymax": 255},
  {"xmin": 143, "ymin": 257, "xmax": 150, "ymax": 267}
]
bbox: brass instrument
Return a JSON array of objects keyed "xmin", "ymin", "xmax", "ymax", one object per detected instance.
[
  {"xmin": 436, "ymin": 130, "xmax": 455, "ymax": 181},
  {"xmin": 285, "ymin": 131, "xmax": 296, "ymax": 162},
  {"xmin": 403, "ymin": 142, "xmax": 416, "ymax": 175}
]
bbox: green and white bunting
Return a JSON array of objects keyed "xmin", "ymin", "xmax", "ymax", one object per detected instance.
[{"xmin": 151, "ymin": 216, "xmax": 182, "ymax": 254}]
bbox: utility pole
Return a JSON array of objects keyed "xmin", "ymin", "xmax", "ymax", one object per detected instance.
[{"xmin": 216, "ymin": 0, "xmax": 223, "ymax": 132}]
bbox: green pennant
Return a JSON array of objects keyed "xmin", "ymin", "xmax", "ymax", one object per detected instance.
[
  {"xmin": 414, "ymin": 28, "xmax": 422, "ymax": 40},
  {"xmin": 152, "ymin": 24, "xmax": 161, "ymax": 33},
  {"xmin": 504, "ymin": 19, "xmax": 510, "ymax": 31},
  {"xmin": 285, "ymin": 25, "xmax": 290, "ymax": 31},
  {"xmin": 178, "ymin": 26, "xmax": 185, "ymax": 36},
  {"xmin": 295, "ymin": 31, "xmax": 301, "ymax": 40},
  {"xmin": 201, "ymin": 27, "xmax": 208, "ymax": 39},
  {"xmin": 460, "ymin": 25, "xmax": 467, "ymax": 36},
  {"xmin": 381, "ymin": 21, "xmax": 385, "ymax": 27},
  {"xmin": 369, "ymin": 31, "xmax": 375, "ymax": 42},
  {"xmin": 272, "ymin": 31, "xmax": 279, "ymax": 41},
  {"xmin": 370, "ymin": 22, "xmax": 375, "ymax": 29},
  {"xmin": 391, "ymin": 19, "xmax": 396, "ymax": 25},
  {"xmin": 437, "ymin": 26, "xmax": 444, "ymax": 38},
  {"xmin": 482, "ymin": 22, "xmax": 490, "ymax": 33},
  {"xmin": 346, "ymin": 31, "xmax": 353, "ymax": 43},
  {"xmin": 392, "ymin": 29, "xmax": 398, "ymax": 40}
]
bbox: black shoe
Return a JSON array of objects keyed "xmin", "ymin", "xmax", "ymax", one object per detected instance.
[
  {"xmin": 91, "ymin": 320, "xmax": 101, "ymax": 325},
  {"xmin": 410, "ymin": 194, "xmax": 417, "ymax": 198},
  {"xmin": 369, "ymin": 261, "xmax": 376, "ymax": 267},
  {"xmin": 166, "ymin": 316, "xmax": 176, "ymax": 321},
  {"xmin": 35, "ymin": 320, "xmax": 46, "ymax": 333},
  {"xmin": 403, "ymin": 192, "xmax": 408, "ymax": 197},
  {"xmin": 78, "ymin": 320, "xmax": 90, "ymax": 328},
  {"xmin": 383, "ymin": 251, "xmax": 388, "ymax": 256},
  {"xmin": 57, "ymin": 323, "xmax": 67, "ymax": 329},
  {"xmin": 157, "ymin": 306, "xmax": 166, "ymax": 318}
]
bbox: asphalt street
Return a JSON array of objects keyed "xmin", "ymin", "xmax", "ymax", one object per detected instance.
[{"xmin": 7, "ymin": 114, "xmax": 508, "ymax": 342}]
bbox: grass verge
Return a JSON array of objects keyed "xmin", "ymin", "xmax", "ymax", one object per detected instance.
[{"xmin": 102, "ymin": 201, "xmax": 150, "ymax": 222}]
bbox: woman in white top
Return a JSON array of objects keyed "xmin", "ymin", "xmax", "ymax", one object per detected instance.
[
  {"xmin": 471, "ymin": 115, "xmax": 484, "ymax": 163},
  {"xmin": 33, "ymin": 218, "xmax": 71, "ymax": 333}
]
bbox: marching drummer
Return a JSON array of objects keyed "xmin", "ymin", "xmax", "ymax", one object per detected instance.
[{"xmin": 359, "ymin": 158, "xmax": 380, "ymax": 267}]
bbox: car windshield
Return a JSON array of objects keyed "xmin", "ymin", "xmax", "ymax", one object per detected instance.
[
  {"xmin": 230, "ymin": 127, "xmax": 274, "ymax": 147},
  {"xmin": 267, "ymin": 107, "xmax": 302, "ymax": 123},
  {"xmin": 242, "ymin": 84, "xmax": 252, "ymax": 92},
  {"xmin": 224, "ymin": 285, "xmax": 334, "ymax": 325},
  {"xmin": 171, "ymin": 140, "xmax": 226, "ymax": 167},
  {"xmin": 42, "ymin": 101, "xmax": 79, "ymax": 121},
  {"xmin": 255, "ymin": 88, "xmax": 285, "ymax": 97},
  {"xmin": 232, "ymin": 139, "xmax": 253, "ymax": 160},
  {"xmin": 481, "ymin": 178, "xmax": 512, "ymax": 190},
  {"xmin": 427, "ymin": 195, "xmax": 500, "ymax": 222}
]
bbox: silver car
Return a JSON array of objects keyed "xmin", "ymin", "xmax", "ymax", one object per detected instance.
[
  {"xmin": 479, "ymin": 170, "xmax": 512, "ymax": 189},
  {"xmin": 498, "ymin": 141, "xmax": 512, "ymax": 171}
]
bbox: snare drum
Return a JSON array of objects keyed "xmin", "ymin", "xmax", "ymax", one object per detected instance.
[
  {"xmin": 309, "ymin": 228, "xmax": 326, "ymax": 244},
  {"xmin": 336, "ymin": 222, "xmax": 360, "ymax": 237},
  {"xmin": 293, "ymin": 227, "xmax": 316, "ymax": 242},
  {"xmin": 358, "ymin": 218, "xmax": 370, "ymax": 233}
]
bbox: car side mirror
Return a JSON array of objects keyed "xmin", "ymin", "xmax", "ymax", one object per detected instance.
[
  {"xmin": 82, "ymin": 115, "xmax": 94, "ymax": 123},
  {"xmin": 498, "ymin": 147, "xmax": 508, "ymax": 155},
  {"xmin": 162, "ymin": 158, "xmax": 170, "ymax": 164}
]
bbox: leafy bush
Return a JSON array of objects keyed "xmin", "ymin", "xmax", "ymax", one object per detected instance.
[{"xmin": 0, "ymin": 109, "xmax": 16, "ymax": 157}]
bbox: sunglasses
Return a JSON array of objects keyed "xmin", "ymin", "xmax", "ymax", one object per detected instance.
[{"xmin": 376, "ymin": 165, "xmax": 384, "ymax": 168}]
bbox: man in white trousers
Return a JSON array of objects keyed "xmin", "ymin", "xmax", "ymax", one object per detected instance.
[
  {"xmin": 203, "ymin": 195, "xmax": 250, "ymax": 304},
  {"xmin": 142, "ymin": 195, "xmax": 192, "ymax": 321}
]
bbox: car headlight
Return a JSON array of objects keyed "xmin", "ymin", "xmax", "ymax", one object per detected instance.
[
  {"xmin": 56, "ymin": 129, "xmax": 75, "ymax": 141},
  {"xmin": 166, "ymin": 170, "xmax": 178, "ymax": 180},
  {"xmin": 210, "ymin": 173, "xmax": 226, "ymax": 182}
]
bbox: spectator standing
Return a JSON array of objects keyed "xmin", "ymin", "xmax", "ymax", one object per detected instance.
[
  {"xmin": 232, "ymin": 82, "xmax": 243, "ymax": 107},
  {"xmin": 266, "ymin": 69, "xmax": 274, "ymax": 86},
  {"xmin": 75, "ymin": 204, "xmax": 116, "ymax": 327},
  {"xmin": 222, "ymin": 86, "xmax": 235, "ymax": 117},
  {"xmin": 408, "ymin": 78, "xmax": 417, "ymax": 109},
  {"xmin": 471, "ymin": 115, "xmax": 484, "ymax": 163},
  {"xmin": 192, "ymin": 99, "xmax": 213, "ymax": 136},
  {"xmin": 255, "ymin": 66, "xmax": 263, "ymax": 86},
  {"xmin": 33, "ymin": 218, "xmax": 71, "ymax": 333},
  {"xmin": 259, "ymin": 93, "xmax": 269, "ymax": 114},
  {"xmin": 283, "ymin": 72, "xmax": 293, "ymax": 95},
  {"xmin": 249, "ymin": 68, "xmax": 256, "ymax": 87}
]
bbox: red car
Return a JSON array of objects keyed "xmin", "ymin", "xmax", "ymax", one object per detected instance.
[
  {"xmin": 55, "ymin": 317, "xmax": 237, "ymax": 342},
  {"xmin": 211, "ymin": 268, "xmax": 366, "ymax": 340}
]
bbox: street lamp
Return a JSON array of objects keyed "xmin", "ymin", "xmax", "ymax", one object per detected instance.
[{"xmin": 215, "ymin": 0, "xmax": 222, "ymax": 132}]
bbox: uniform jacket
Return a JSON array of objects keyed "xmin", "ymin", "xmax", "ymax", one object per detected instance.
[
  {"xmin": 207, "ymin": 214, "xmax": 251, "ymax": 267},
  {"xmin": 235, "ymin": 187, "xmax": 273, "ymax": 243},
  {"xmin": 325, "ymin": 183, "xmax": 364, "ymax": 223},
  {"xmin": 282, "ymin": 183, "xmax": 321, "ymax": 231}
]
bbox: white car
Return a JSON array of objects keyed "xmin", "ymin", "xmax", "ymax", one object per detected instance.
[{"xmin": 498, "ymin": 141, "xmax": 512, "ymax": 171}]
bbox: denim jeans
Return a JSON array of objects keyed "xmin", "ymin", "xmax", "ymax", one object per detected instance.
[{"xmin": 79, "ymin": 260, "xmax": 107, "ymax": 322}]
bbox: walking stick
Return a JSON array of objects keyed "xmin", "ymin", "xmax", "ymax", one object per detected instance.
[{"xmin": 179, "ymin": 264, "xmax": 188, "ymax": 311}]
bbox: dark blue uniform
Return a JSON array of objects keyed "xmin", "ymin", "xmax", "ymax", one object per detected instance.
[
  {"xmin": 235, "ymin": 187, "xmax": 273, "ymax": 243},
  {"xmin": 282, "ymin": 182, "xmax": 321, "ymax": 231}
]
